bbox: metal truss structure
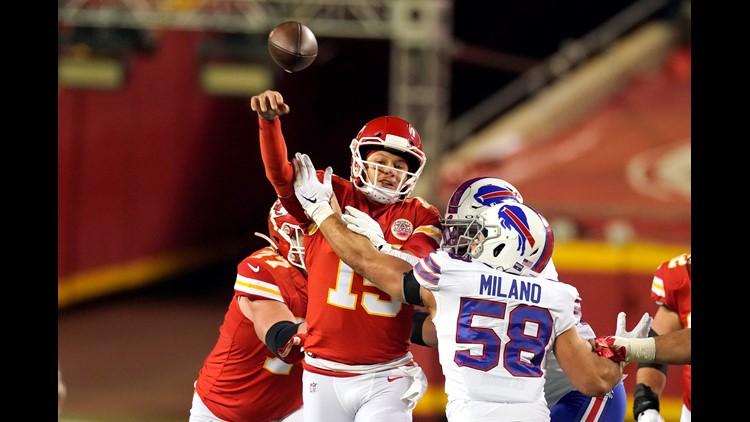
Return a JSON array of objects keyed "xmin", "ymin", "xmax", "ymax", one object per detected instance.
[{"xmin": 59, "ymin": 0, "xmax": 685, "ymax": 201}]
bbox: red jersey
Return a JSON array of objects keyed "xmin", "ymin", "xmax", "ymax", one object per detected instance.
[
  {"xmin": 256, "ymin": 116, "xmax": 442, "ymax": 368},
  {"xmin": 195, "ymin": 246, "xmax": 308, "ymax": 421},
  {"xmin": 301, "ymin": 176, "xmax": 441, "ymax": 367},
  {"xmin": 649, "ymin": 253, "xmax": 691, "ymax": 411}
]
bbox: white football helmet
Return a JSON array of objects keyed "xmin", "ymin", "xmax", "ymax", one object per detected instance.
[
  {"xmin": 256, "ymin": 199, "xmax": 306, "ymax": 271},
  {"xmin": 349, "ymin": 116, "xmax": 426, "ymax": 204},
  {"xmin": 442, "ymin": 177, "xmax": 523, "ymax": 256},
  {"xmin": 445, "ymin": 201, "xmax": 554, "ymax": 277}
]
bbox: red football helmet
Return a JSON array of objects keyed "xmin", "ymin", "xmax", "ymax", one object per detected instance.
[
  {"xmin": 349, "ymin": 116, "xmax": 427, "ymax": 204},
  {"xmin": 263, "ymin": 199, "xmax": 305, "ymax": 271}
]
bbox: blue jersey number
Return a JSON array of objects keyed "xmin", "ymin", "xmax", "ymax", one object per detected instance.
[{"xmin": 454, "ymin": 297, "xmax": 552, "ymax": 377}]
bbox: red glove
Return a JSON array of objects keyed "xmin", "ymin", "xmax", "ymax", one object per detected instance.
[
  {"xmin": 278, "ymin": 333, "xmax": 308, "ymax": 364},
  {"xmin": 594, "ymin": 336, "xmax": 627, "ymax": 363}
]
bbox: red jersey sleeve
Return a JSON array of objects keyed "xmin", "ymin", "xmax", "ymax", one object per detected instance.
[
  {"xmin": 649, "ymin": 253, "xmax": 691, "ymax": 316},
  {"xmin": 257, "ymin": 116, "xmax": 309, "ymax": 221},
  {"xmin": 258, "ymin": 117, "xmax": 294, "ymax": 196},
  {"xmin": 234, "ymin": 247, "xmax": 307, "ymax": 304}
]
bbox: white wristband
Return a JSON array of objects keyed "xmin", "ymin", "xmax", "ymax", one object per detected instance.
[
  {"xmin": 309, "ymin": 204, "xmax": 334, "ymax": 227},
  {"xmin": 622, "ymin": 337, "xmax": 656, "ymax": 362}
]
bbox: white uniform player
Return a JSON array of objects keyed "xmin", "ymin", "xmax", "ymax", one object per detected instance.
[
  {"xmin": 419, "ymin": 250, "xmax": 580, "ymax": 421},
  {"xmin": 440, "ymin": 176, "xmax": 626, "ymax": 421},
  {"xmin": 291, "ymin": 154, "xmax": 638, "ymax": 422}
]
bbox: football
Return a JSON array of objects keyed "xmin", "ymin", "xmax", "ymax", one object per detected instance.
[{"xmin": 267, "ymin": 21, "xmax": 318, "ymax": 73}]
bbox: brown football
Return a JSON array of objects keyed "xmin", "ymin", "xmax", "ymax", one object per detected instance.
[{"xmin": 267, "ymin": 21, "xmax": 318, "ymax": 73}]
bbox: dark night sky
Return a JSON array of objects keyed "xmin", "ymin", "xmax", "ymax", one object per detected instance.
[{"xmin": 449, "ymin": 0, "xmax": 675, "ymax": 117}]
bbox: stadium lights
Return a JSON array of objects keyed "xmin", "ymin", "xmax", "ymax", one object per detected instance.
[
  {"xmin": 198, "ymin": 32, "xmax": 275, "ymax": 97},
  {"xmin": 58, "ymin": 26, "xmax": 156, "ymax": 90}
]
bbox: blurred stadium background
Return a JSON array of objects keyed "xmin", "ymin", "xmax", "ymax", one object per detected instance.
[{"xmin": 58, "ymin": 1, "xmax": 691, "ymax": 421}]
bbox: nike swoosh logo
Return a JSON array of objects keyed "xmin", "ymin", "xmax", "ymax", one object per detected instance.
[
  {"xmin": 301, "ymin": 194, "xmax": 317, "ymax": 203},
  {"xmin": 387, "ymin": 376, "xmax": 403, "ymax": 382},
  {"xmin": 247, "ymin": 264, "xmax": 260, "ymax": 272}
]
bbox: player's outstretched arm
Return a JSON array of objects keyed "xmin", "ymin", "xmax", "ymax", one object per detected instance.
[
  {"xmin": 592, "ymin": 312, "xmax": 692, "ymax": 365},
  {"xmin": 597, "ymin": 327, "xmax": 691, "ymax": 365},
  {"xmin": 292, "ymin": 152, "xmax": 412, "ymax": 300},
  {"xmin": 554, "ymin": 327, "xmax": 624, "ymax": 397},
  {"xmin": 653, "ymin": 328, "xmax": 690, "ymax": 364},
  {"xmin": 249, "ymin": 90, "xmax": 311, "ymax": 221}
]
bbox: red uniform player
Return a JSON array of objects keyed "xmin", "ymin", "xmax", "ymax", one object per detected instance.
[
  {"xmin": 190, "ymin": 200, "xmax": 308, "ymax": 422},
  {"xmin": 250, "ymin": 89, "xmax": 442, "ymax": 422},
  {"xmin": 633, "ymin": 253, "xmax": 691, "ymax": 422}
]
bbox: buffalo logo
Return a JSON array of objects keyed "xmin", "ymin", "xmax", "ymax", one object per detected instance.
[
  {"xmin": 390, "ymin": 218, "xmax": 413, "ymax": 241},
  {"xmin": 496, "ymin": 204, "xmax": 535, "ymax": 255},
  {"xmin": 447, "ymin": 178, "xmax": 518, "ymax": 214},
  {"xmin": 472, "ymin": 184, "xmax": 518, "ymax": 208}
]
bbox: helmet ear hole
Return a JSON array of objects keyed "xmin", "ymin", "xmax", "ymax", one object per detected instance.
[{"xmin": 492, "ymin": 243, "xmax": 505, "ymax": 258}]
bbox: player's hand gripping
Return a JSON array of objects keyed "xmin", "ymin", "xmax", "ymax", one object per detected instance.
[
  {"xmin": 250, "ymin": 90, "xmax": 291, "ymax": 120},
  {"xmin": 594, "ymin": 312, "xmax": 653, "ymax": 364},
  {"xmin": 342, "ymin": 206, "xmax": 392, "ymax": 252},
  {"xmin": 292, "ymin": 152, "xmax": 334, "ymax": 226},
  {"xmin": 278, "ymin": 332, "xmax": 308, "ymax": 364}
]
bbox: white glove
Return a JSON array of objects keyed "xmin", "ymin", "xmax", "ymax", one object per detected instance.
[
  {"xmin": 615, "ymin": 312, "xmax": 653, "ymax": 339},
  {"xmin": 637, "ymin": 409, "xmax": 665, "ymax": 422},
  {"xmin": 292, "ymin": 152, "xmax": 334, "ymax": 226},
  {"xmin": 342, "ymin": 205, "xmax": 391, "ymax": 252}
]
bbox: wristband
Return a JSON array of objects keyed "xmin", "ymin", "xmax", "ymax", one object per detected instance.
[
  {"xmin": 309, "ymin": 204, "xmax": 334, "ymax": 227},
  {"xmin": 622, "ymin": 337, "xmax": 656, "ymax": 362},
  {"xmin": 411, "ymin": 310, "xmax": 430, "ymax": 346},
  {"xmin": 265, "ymin": 320, "xmax": 301, "ymax": 359}
]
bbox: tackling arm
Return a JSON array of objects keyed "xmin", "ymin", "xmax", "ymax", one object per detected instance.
[
  {"xmin": 291, "ymin": 152, "xmax": 414, "ymax": 301},
  {"xmin": 318, "ymin": 205, "xmax": 412, "ymax": 301},
  {"xmin": 553, "ymin": 327, "xmax": 624, "ymax": 397},
  {"xmin": 636, "ymin": 306, "xmax": 682, "ymax": 390},
  {"xmin": 653, "ymin": 328, "xmax": 690, "ymax": 364}
]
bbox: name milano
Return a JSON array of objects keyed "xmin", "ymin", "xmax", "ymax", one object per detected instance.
[{"xmin": 479, "ymin": 274, "xmax": 542, "ymax": 303}]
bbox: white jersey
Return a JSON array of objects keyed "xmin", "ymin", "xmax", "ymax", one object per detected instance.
[{"xmin": 413, "ymin": 250, "xmax": 581, "ymax": 418}]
